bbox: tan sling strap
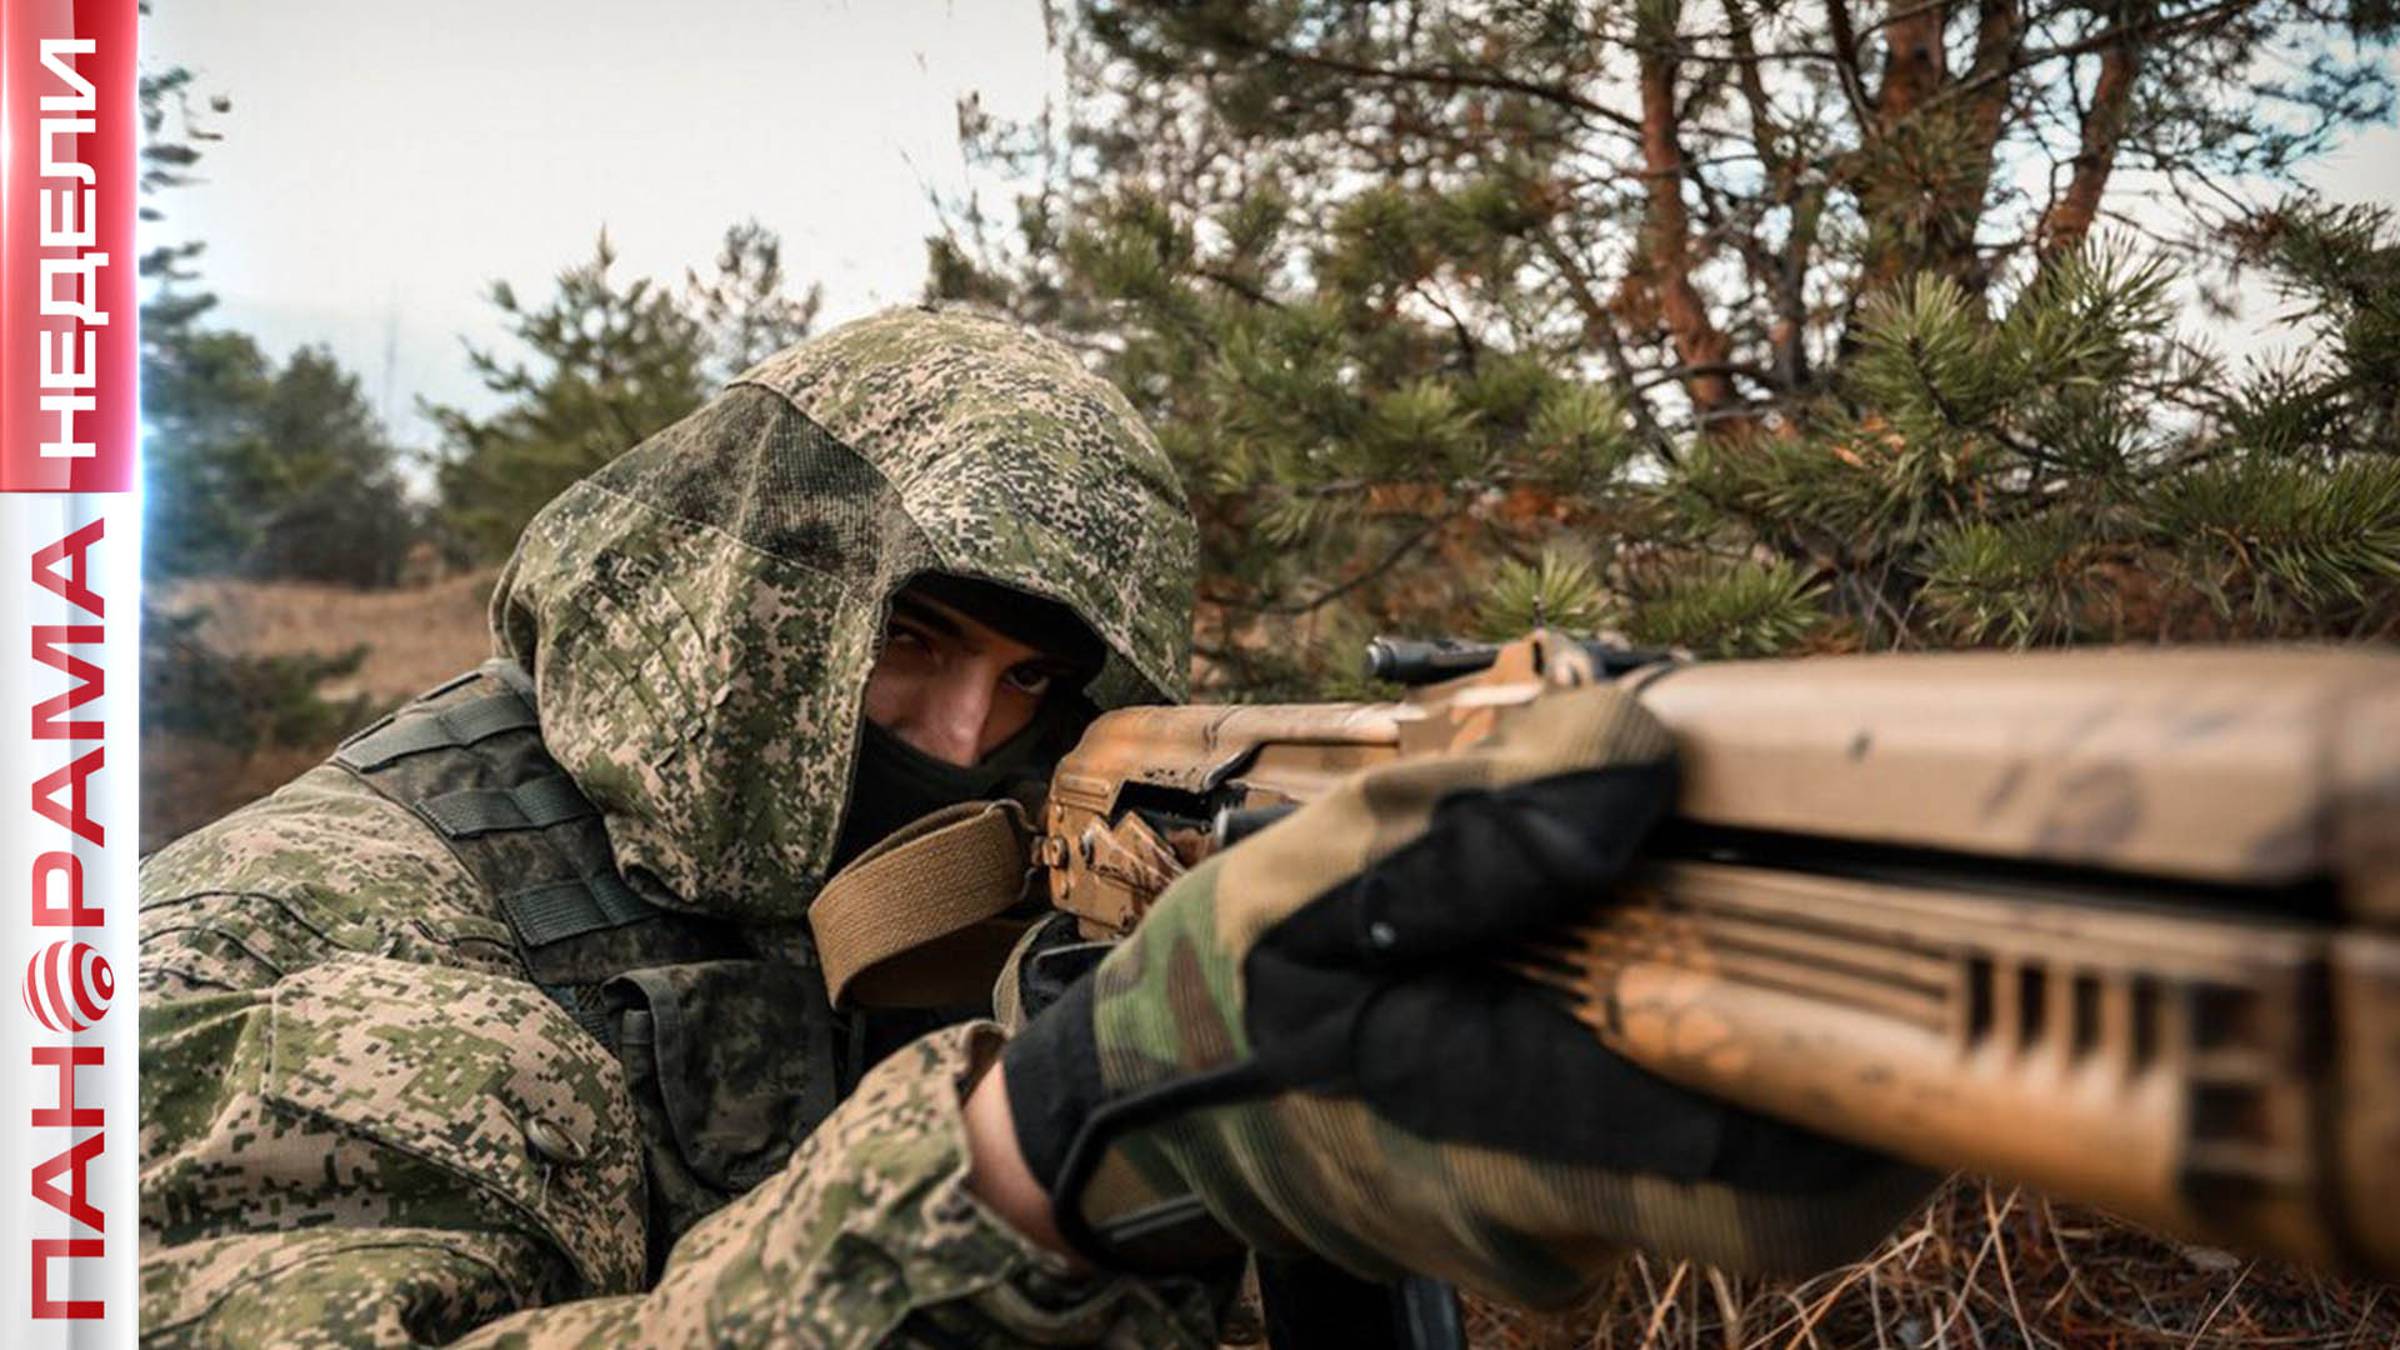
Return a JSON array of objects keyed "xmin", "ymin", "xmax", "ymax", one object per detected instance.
[{"xmin": 809, "ymin": 798, "xmax": 1036, "ymax": 1009}]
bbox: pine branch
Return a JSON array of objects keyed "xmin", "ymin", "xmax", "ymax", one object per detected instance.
[
  {"xmin": 1211, "ymin": 31, "xmax": 1646, "ymax": 138},
  {"xmin": 1934, "ymin": 0, "xmax": 2259, "ymax": 109},
  {"xmin": 1527, "ymin": 225, "xmax": 1676, "ymax": 455},
  {"xmin": 1825, "ymin": 0, "xmax": 1877, "ymax": 120},
  {"xmin": 1635, "ymin": 11, "xmax": 1749, "ymax": 430},
  {"xmin": 1258, "ymin": 505, "xmax": 1466, "ymax": 617}
]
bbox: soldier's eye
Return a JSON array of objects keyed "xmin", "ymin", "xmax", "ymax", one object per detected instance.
[
  {"xmin": 1003, "ymin": 664, "xmax": 1056, "ymax": 698},
  {"xmin": 879, "ymin": 620, "xmax": 935, "ymax": 659}
]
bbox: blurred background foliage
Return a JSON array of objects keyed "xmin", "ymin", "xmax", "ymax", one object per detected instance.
[
  {"xmin": 927, "ymin": 0, "xmax": 2399, "ymax": 695},
  {"xmin": 141, "ymin": 1, "xmax": 2400, "ymax": 699},
  {"xmin": 424, "ymin": 222, "xmax": 822, "ymax": 561}
]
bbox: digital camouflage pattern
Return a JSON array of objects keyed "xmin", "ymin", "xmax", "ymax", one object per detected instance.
[
  {"xmin": 1076, "ymin": 685, "xmax": 1928, "ymax": 1309},
  {"xmin": 456, "ymin": 1027, "xmax": 1219, "ymax": 1348},
  {"xmin": 144, "ymin": 1019, "xmax": 1218, "ymax": 1346},
  {"xmin": 138, "ymin": 307, "xmax": 1211, "ymax": 1345},
  {"xmin": 141, "ymin": 957, "xmax": 636, "ymax": 1343},
  {"xmin": 139, "ymin": 763, "xmax": 524, "ymax": 999},
  {"xmin": 490, "ymin": 304, "xmax": 1195, "ymax": 922},
  {"xmin": 747, "ymin": 306, "xmax": 1192, "ymax": 707}
]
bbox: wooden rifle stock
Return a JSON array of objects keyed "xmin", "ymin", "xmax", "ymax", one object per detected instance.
[{"xmin": 1033, "ymin": 634, "xmax": 2400, "ymax": 1277}]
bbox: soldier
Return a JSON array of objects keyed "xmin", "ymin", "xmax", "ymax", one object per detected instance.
[{"xmin": 138, "ymin": 307, "xmax": 1923, "ymax": 1346}]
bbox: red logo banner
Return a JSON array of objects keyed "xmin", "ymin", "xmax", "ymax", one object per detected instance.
[{"xmin": 2, "ymin": 0, "xmax": 136, "ymax": 494}]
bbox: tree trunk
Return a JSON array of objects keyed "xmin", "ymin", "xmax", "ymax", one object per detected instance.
[
  {"xmin": 1635, "ymin": 19, "xmax": 1744, "ymax": 429},
  {"xmin": 2039, "ymin": 2, "xmax": 2148, "ymax": 257}
]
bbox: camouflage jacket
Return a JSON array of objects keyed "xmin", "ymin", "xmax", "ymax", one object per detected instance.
[{"xmin": 137, "ymin": 308, "xmax": 1215, "ymax": 1346}]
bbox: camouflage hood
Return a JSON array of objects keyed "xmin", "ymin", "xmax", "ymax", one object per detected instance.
[{"xmin": 487, "ymin": 306, "xmax": 1196, "ymax": 923}]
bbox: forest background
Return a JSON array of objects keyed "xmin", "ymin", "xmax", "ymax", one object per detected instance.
[{"xmin": 141, "ymin": 0, "xmax": 2400, "ymax": 1345}]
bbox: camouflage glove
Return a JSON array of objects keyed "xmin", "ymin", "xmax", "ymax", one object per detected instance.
[{"xmin": 1002, "ymin": 683, "xmax": 1930, "ymax": 1308}]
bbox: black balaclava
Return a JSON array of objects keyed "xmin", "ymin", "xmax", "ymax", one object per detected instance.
[
  {"xmin": 827, "ymin": 572, "xmax": 1105, "ymax": 875},
  {"xmin": 828, "ymin": 704, "xmax": 1087, "ymax": 874}
]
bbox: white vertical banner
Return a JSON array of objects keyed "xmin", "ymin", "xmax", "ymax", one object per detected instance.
[
  {"xmin": 3, "ymin": 0, "xmax": 142, "ymax": 1342},
  {"xmin": 2, "ymin": 496, "xmax": 137, "ymax": 1344}
]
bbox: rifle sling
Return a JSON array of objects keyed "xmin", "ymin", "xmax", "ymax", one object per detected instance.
[{"xmin": 810, "ymin": 798, "xmax": 1033, "ymax": 1010}]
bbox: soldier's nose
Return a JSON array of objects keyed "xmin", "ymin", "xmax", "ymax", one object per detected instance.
[{"xmin": 910, "ymin": 674, "xmax": 990, "ymax": 768}]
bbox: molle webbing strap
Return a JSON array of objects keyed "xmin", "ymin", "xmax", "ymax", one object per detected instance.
[
  {"xmin": 328, "ymin": 661, "xmax": 758, "ymax": 1074},
  {"xmin": 333, "ymin": 661, "xmax": 667, "ymax": 956},
  {"xmin": 334, "ymin": 690, "xmax": 540, "ymax": 772},
  {"xmin": 422, "ymin": 776, "xmax": 598, "ymax": 838},
  {"xmin": 542, "ymin": 981, "xmax": 618, "ymax": 1047},
  {"xmin": 809, "ymin": 799, "xmax": 1033, "ymax": 1010},
  {"xmin": 505, "ymin": 872, "xmax": 656, "ymax": 949}
]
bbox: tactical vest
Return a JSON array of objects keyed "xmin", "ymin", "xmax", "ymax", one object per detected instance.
[{"xmin": 330, "ymin": 660, "xmax": 883, "ymax": 1269}]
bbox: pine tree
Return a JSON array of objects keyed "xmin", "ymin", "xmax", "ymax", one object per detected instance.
[
  {"xmin": 429, "ymin": 223, "xmax": 823, "ymax": 560},
  {"xmin": 243, "ymin": 349, "xmax": 422, "ymax": 587},
  {"xmin": 932, "ymin": 0, "xmax": 2397, "ymax": 693},
  {"xmin": 138, "ymin": 15, "xmax": 419, "ymax": 586},
  {"xmin": 687, "ymin": 219, "xmax": 825, "ymax": 381},
  {"xmin": 427, "ymin": 231, "xmax": 712, "ymax": 559}
]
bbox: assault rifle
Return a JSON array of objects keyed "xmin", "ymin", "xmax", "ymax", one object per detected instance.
[{"xmin": 1027, "ymin": 632, "xmax": 2400, "ymax": 1280}]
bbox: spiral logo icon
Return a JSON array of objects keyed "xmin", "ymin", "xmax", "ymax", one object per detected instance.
[{"xmin": 23, "ymin": 940, "xmax": 113, "ymax": 1033}]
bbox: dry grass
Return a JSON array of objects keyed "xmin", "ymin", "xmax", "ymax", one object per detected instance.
[
  {"xmin": 155, "ymin": 569, "xmax": 500, "ymax": 707},
  {"xmin": 140, "ymin": 571, "xmax": 499, "ymax": 852},
  {"xmin": 1466, "ymin": 1179, "xmax": 2395, "ymax": 1348},
  {"xmin": 140, "ymin": 733, "xmax": 335, "ymax": 853}
]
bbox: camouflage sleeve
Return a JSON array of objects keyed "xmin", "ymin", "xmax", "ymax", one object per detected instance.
[
  {"xmin": 141, "ymin": 953, "xmax": 1219, "ymax": 1347},
  {"xmin": 138, "ymin": 766, "xmax": 1222, "ymax": 1345},
  {"xmin": 139, "ymin": 955, "xmax": 642, "ymax": 1346},
  {"xmin": 454, "ymin": 1022, "xmax": 1224, "ymax": 1348},
  {"xmin": 137, "ymin": 764, "xmax": 525, "ymax": 998}
]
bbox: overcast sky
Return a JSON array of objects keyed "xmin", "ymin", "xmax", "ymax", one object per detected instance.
[
  {"xmin": 147, "ymin": 1, "xmax": 2397, "ymax": 450},
  {"xmin": 143, "ymin": 0, "xmax": 1061, "ymax": 441}
]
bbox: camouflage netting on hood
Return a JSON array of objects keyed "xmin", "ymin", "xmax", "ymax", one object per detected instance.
[{"xmin": 487, "ymin": 306, "xmax": 1197, "ymax": 923}]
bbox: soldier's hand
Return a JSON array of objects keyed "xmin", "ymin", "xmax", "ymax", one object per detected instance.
[{"xmin": 997, "ymin": 683, "xmax": 1932, "ymax": 1307}]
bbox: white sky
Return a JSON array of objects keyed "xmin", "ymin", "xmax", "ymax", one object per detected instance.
[
  {"xmin": 143, "ymin": 0, "xmax": 1062, "ymax": 441},
  {"xmin": 146, "ymin": 0, "xmax": 2397, "ymax": 450}
]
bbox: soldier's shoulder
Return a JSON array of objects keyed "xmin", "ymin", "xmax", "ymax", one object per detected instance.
[
  {"xmin": 139, "ymin": 761, "xmax": 512, "ymax": 994},
  {"xmin": 144, "ymin": 759, "xmax": 469, "ymax": 900}
]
